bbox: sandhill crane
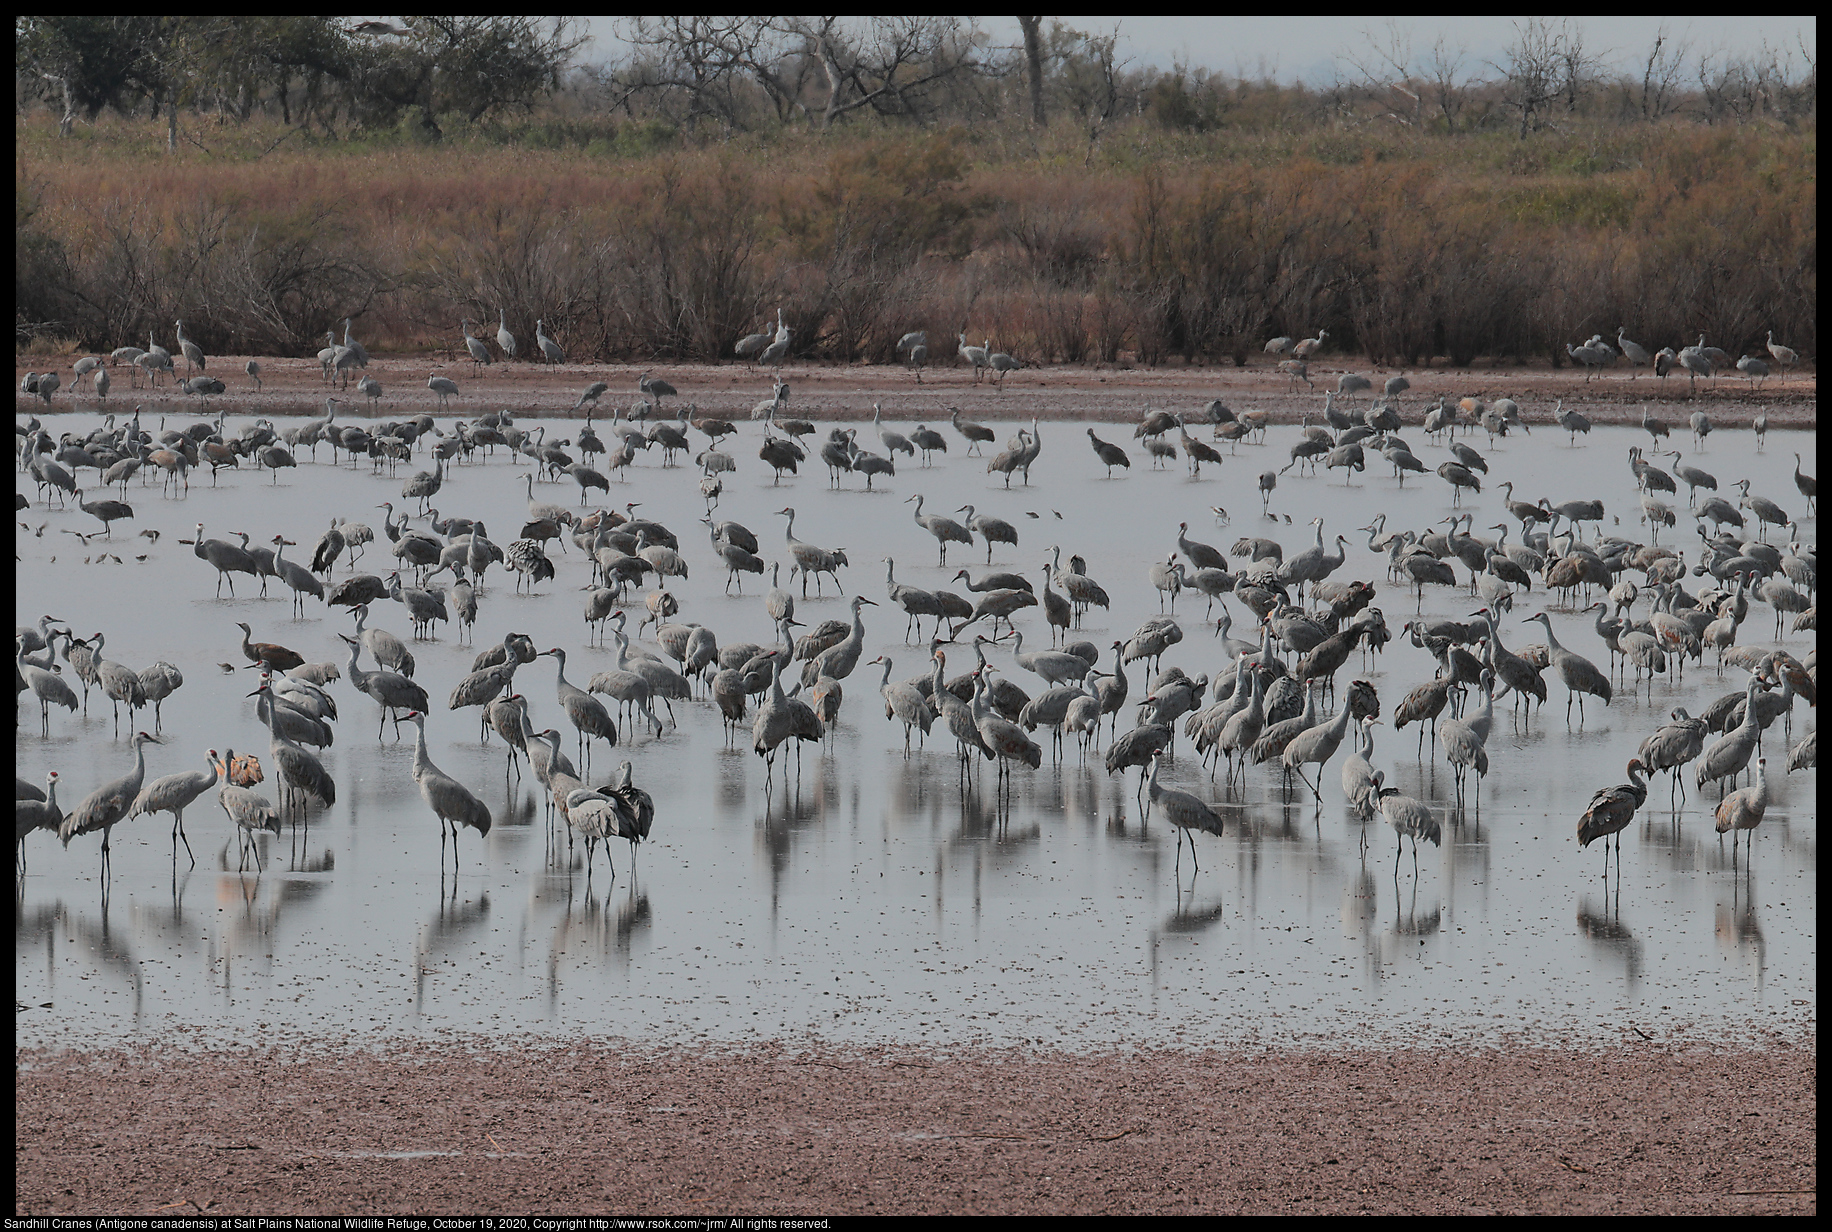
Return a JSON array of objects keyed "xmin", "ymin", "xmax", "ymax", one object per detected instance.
[
  {"xmin": 189, "ymin": 524, "xmax": 259, "ymax": 597},
  {"xmin": 776, "ymin": 507, "xmax": 848, "ymax": 596},
  {"xmin": 537, "ymin": 648, "xmax": 617, "ymax": 772},
  {"xmin": 59, "ymin": 731, "xmax": 160, "ymax": 878},
  {"xmin": 1003, "ymin": 628, "xmax": 1086, "ymax": 688},
  {"xmin": 403, "ymin": 712, "xmax": 492, "ymax": 872},
  {"xmin": 706, "ymin": 524, "xmax": 765, "ymax": 594},
  {"xmin": 569, "ymin": 383, "xmax": 610, "ymax": 419},
  {"xmin": 1292, "ymin": 329, "xmax": 1327, "ymax": 359},
  {"xmin": 339, "ymin": 634, "xmax": 429, "ymax": 739},
  {"xmin": 1340, "ymin": 717, "xmax": 1383, "ymax": 824},
  {"xmin": 17, "ymin": 636, "xmax": 78, "ymax": 735},
  {"xmin": 127, "ymin": 748, "xmax": 223, "ymax": 866},
  {"xmin": 972, "ymin": 672, "xmax": 1042, "ymax": 789},
  {"xmin": 1662, "ymin": 452, "xmax": 1717, "ymax": 506},
  {"xmin": 987, "ymin": 349, "xmax": 1023, "ymax": 387},
  {"xmin": 1145, "ymin": 750, "xmax": 1225, "ymax": 867},
  {"xmin": 492, "ymin": 308, "xmax": 517, "ymax": 361},
  {"xmin": 907, "ymin": 494, "xmax": 971, "ymax": 565},
  {"xmin": 1178, "ymin": 420, "xmax": 1224, "ymax": 475},
  {"xmin": 957, "ymin": 334, "xmax": 991, "ymax": 381},
  {"xmin": 900, "ymin": 422, "xmax": 944, "ymax": 465},
  {"xmin": 428, "ymin": 374, "xmax": 460, "ymax": 409},
  {"xmin": 16, "ymin": 771, "xmax": 64, "ymax": 872},
  {"xmin": 753, "ymin": 655, "xmax": 823, "ymax": 787},
  {"xmin": 1263, "ymin": 335, "xmax": 1295, "ymax": 356},
  {"xmin": 1216, "ymin": 663, "xmax": 1266, "ymax": 785},
  {"xmin": 1282, "ymin": 697, "xmax": 1358, "ymax": 806},
  {"xmin": 1087, "ymin": 428, "xmax": 1130, "ymax": 477},
  {"xmin": 1049, "ymin": 546, "xmax": 1111, "ymax": 621},
  {"xmin": 92, "ymin": 642, "xmax": 147, "ymax": 734},
  {"xmin": 1275, "ymin": 519, "xmax": 1345, "ymax": 599},
  {"xmin": 267, "ymin": 538, "xmax": 323, "ymax": 617},
  {"xmin": 71, "ymin": 488, "xmax": 133, "ymax": 538},
  {"xmin": 870, "ymin": 656, "xmax": 934, "ymax": 755},
  {"xmin": 1734, "ymin": 479, "xmax": 1789, "ymax": 541},
  {"xmin": 1436, "ymin": 461, "xmax": 1482, "ymax": 504},
  {"xmin": 1736, "ymin": 352, "xmax": 1773, "ymax": 390},
  {"xmin": 1638, "ymin": 709, "xmax": 1707, "ymax": 805},
  {"xmin": 1565, "ymin": 341, "xmax": 1612, "ymax": 379},
  {"xmin": 884, "ymin": 558, "xmax": 944, "ymax": 640},
  {"xmin": 535, "ymin": 319, "xmax": 564, "ymax": 365},
  {"xmin": 1714, "ymin": 758, "xmax": 1770, "ymax": 864},
  {"xmin": 587, "ymin": 625, "xmax": 667, "ymax": 737},
  {"xmin": 203, "ymin": 751, "xmax": 281, "ymax": 871},
  {"xmin": 249, "ymin": 677, "xmax": 335, "ymax": 813},
  {"xmin": 1393, "ymin": 676, "xmax": 1455, "ymax": 761},
  {"xmin": 351, "ymin": 603, "xmax": 414, "ymax": 676},
  {"xmin": 1545, "ymin": 400, "xmax": 1590, "ymax": 445},
  {"xmin": 1336, "ymin": 373, "xmax": 1373, "ymax": 399},
  {"xmin": 1149, "ymin": 556, "xmax": 1186, "ymax": 612},
  {"xmin": 1372, "ymin": 772, "xmax": 1440, "ymax": 876},
  {"xmin": 986, "ymin": 431, "xmax": 1028, "ymax": 487},
  {"xmin": 736, "ymin": 312, "xmax": 779, "ymax": 362},
  {"xmin": 459, "ymin": 319, "xmax": 492, "ymax": 368},
  {"xmin": 1437, "ymin": 668, "xmax": 1495, "ymax": 807},
  {"xmin": 758, "ymin": 326, "xmax": 793, "ymax": 370},
  {"xmin": 1613, "ymin": 327, "xmax": 1651, "ymax": 377},
  {"xmin": 1764, "ymin": 330, "xmax": 1797, "ymax": 370},
  {"xmin": 869, "ymin": 403, "xmax": 913, "ymax": 459},
  {"xmin": 1792, "ymin": 454, "xmax": 1815, "ymax": 514},
  {"xmin": 895, "ymin": 330, "xmax": 928, "ymax": 380},
  {"xmin": 950, "ymin": 407, "xmax": 995, "ymax": 456},
  {"xmin": 1522, "ymin": 611, "xmax": 1610, "ymax": 722},
  {"xmin": 173, "ymin": 319, "xmax": 206, "ymax": 378},
  {"xmin": 1677, "ymin": 341, "xmax": 1713, "ymax": 390},
  {"xmin": 232, "ymin": 623, "xmax": 302, "ymax": 674},
  {"xmin": 953, "ymin": 505, "xmax": 1016, "ymax": 565},
  {"xmin": 801, "ymin": 596, "xmax": 876, "ymax": 687}
]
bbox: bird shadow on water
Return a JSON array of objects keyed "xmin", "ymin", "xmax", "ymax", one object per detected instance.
[
  {"xmin": 23, "ymin": 898, "xmax": 148, "ymax": 1028},
  {"xmin": 1576, "ymin": 897, "xmax": 1644, "ymax": 992},
  {"xmin": 1714, "ymin": 890, "xmax": 1768, "ymax": 994},
  {"xmin": 413, "ymin": 891, "xmax": 491, "ymax": 1017},
  {"xmin": 545, "ymin": 876, "xmax": 652, "ymax": 1000}
]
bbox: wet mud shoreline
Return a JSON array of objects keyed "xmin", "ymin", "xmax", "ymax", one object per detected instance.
[
  {"xmin": 16, "ymin": 355, "xmax": 1817, "ymax": 427},
  {"xmin": 16, "ymin": 1040, "xmax": 1815, "ymax": 1215}
]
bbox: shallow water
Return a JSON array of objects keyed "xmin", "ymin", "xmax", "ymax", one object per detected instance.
[{"xmin": 16, "ymin": 410, "xmax": 1816, "ymax": 1050}]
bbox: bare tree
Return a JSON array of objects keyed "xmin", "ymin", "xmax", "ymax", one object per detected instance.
[
  {"xmin": 1421, "ymin": 37, "xmax": 1477, "ymax": 132},
  {"xmin": 1018, "ymin": 16, "xmax": 1046, "ymax": 128},
  {"xmin": 1346, "ymin": 21, "xmax": 1422, "ymax": 128},
  {"xmin": 789, "ymin": 17, "xmax": 981, "ymax": 130},
  {"xmin": 618, "ymin": 16, "xmax": 773, "ymax": 131},
  {"xmin": 1638, "ymin": 27, "xmax": 1693, "ymax": 121},
  {"xmin": 1050, "ymin": 23, "xmax": 1128, "ymax": 164},
  {"xmin": 1491, "ymin": 18, "xmax": 1595, "ymax": 138}
]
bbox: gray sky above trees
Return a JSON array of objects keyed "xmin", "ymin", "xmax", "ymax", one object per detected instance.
[{"xmin": 582, "ymin": 16, "xmax": 1814, "ymax": 84}]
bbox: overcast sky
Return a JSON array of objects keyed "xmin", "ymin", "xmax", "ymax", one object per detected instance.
[{"xmin": 581, "ymin": 16, "xmax": 1816, "ymax": 85}]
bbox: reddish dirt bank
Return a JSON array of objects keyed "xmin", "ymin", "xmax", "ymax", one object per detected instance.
[
  {"xmin": 16, "ymin": 355, "xmax": 1818, "ymax": 428},
  {"xmin": 16, "ymin": 1042, "xmax": 1815, "ymax": 1215}
]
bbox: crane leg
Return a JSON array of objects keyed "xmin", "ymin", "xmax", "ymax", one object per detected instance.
[{"xmin": 173, "ymin": 812, "xmax": 195, "ymax": 868}]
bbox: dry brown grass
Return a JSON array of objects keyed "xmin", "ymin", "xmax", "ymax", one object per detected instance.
[{"xmin": 16, "ymin": 115, "xmax": 1816, "ymax": 370}]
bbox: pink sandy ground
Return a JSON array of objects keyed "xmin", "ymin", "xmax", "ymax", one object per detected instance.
[{"xmin": 16, "ymin": 1040, "xmax": 1814, "ymax": 1215}]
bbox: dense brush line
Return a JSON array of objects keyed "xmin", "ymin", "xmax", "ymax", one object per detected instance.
[{"xmin": 17, "ymin": 123, "xmax": 1815, "ymax": 368}]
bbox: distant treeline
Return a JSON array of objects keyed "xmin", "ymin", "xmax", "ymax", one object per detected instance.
[{"xmin": 15, "ymin": 17, "xmax": 1816, "ymax": 367}]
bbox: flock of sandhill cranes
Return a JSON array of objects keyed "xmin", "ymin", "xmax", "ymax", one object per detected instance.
[
  {"xmin": 16, "ymin": 309, "xmax": 1816, "ymax": 899},
  {"xmin": 19, "ymin": 314, "xmax": 1804, "ymax": 418}
]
